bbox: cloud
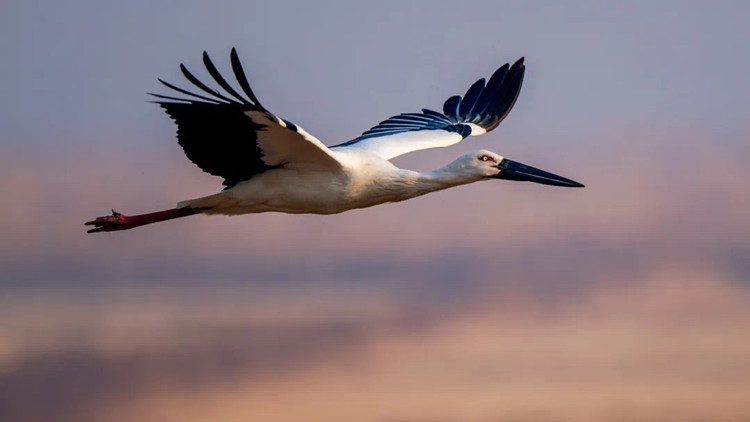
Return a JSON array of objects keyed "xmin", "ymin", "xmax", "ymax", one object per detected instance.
[{"xmin": 2, "ymin": 264, "xmax": 748, "ymax": 422}]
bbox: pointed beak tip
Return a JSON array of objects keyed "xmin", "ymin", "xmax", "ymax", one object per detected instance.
[{"xmin": 495, "ymin": 158, "xmax": 585, "ymax": 188}]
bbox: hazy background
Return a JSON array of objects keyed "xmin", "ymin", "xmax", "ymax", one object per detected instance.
[{"xmin": 2, "ymin": 1, "xmax": 749, "ymax": 421}]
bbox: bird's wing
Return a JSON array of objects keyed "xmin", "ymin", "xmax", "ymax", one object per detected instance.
[
  {"xmin": 150, "ymin": 48, "xmax": 342, "ymax": 189},
  {"xmin": 331, "ymin": 58, "xmax": 525, "ymax": 161}
]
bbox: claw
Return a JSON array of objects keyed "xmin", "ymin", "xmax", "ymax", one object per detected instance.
[{"xmin": 84, "ymin": 210, "xmax": 131, "ymax": 233}]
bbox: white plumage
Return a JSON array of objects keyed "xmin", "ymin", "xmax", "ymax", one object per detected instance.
[{"xmin": 86, "ymin": 48, "xmax": 583, "ymax": 233}]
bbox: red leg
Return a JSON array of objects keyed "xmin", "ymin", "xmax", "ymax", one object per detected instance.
[{"xmin": 85, "ymin": 208, "xmax": 199, "ymax": 233}]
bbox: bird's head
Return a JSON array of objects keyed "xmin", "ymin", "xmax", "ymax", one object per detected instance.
[{"xmin": 451, "ymin": 150, "xmax": 584, "ymax": 187}]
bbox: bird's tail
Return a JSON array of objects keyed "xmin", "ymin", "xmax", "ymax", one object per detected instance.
[{"xmin": 177, "ymin": 190, "xmax": 240, "ymax": 214}]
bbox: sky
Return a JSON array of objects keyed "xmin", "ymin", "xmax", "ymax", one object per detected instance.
[{"xmin": 1, "ymin": 1, "xmax": 749, "ymax": 421}]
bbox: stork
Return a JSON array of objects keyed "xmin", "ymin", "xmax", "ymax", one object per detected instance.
[{"xmin": 85, "ymin": 48, "xmax": 583, "ymax": 233}]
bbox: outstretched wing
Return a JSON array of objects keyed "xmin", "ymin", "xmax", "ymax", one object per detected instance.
[
  {"xmin": 331, "ymin": 58, "xmax": 525, "ymax": 160},
  {"xmin": 150, "ymin": 48, "xmax": 341, "ymax": 189}
]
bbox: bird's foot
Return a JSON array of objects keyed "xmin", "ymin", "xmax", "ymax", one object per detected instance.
[
  {"xmin": 85, "ymin": 210, "xmax": 132, "ymax": 233},
  {"xmin": 85, "ymin": 207, "xmax": 199, "ymax": 233}
]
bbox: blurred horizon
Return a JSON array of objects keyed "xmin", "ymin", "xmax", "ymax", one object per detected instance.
[{"xmin": 2, "ymin": 1, "xmax": 749, "ymax": 421}]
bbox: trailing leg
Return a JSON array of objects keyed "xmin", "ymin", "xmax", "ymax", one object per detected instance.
[{"xmin": 84, "ymin": 208, "xmax": 200, "ymax": 233}]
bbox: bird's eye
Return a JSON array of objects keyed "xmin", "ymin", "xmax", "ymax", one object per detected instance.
[{"xmin": 480, "ymin": 155, "xmax": 490, "ymax": 162}]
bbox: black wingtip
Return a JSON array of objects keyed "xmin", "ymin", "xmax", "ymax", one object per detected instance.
[
  {"xmin": 230, "ymin": 48, "xmax": 264, "ymax": 109},
  {"xmin": 202, "ymin": 49, "xmax": 252, "ymax": 104},
  {"xmin": 458, "ymin": 78, "xmax": 486, "ymax": 119},
  {"xmin": 443, "ymin": 95, "xmax": 461, "ymax": 118},
  {"xmin": 179, "ymin": 60, "xmax": 237, "ymax": 103},
  {"xmin": 154, "ymin": 77, "xmax": 227, "ymax": 104}
]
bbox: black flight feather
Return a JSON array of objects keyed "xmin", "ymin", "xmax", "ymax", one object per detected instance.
[
  {"xmin": 202, "ymin": 51, "xmax": 251, "ymax": 105},
  {"xmin": 230, "ymin": 47, "xmax": 264, "ymax": 109}
]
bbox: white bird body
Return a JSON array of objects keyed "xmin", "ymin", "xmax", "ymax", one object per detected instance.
[
  {"xmin": 86, "ymin": 49, "xmax": 583, "ymax": 233},
  {"xmin": 183, "ymin": 149, "xmax": 491, "ymax": 215}
]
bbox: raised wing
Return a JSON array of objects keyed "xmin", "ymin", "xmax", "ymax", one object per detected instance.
[
  {"xmin": 332, "ymin": 58, "xmax": 525, "ymax": 160},
  {"xmin": 150, "ymin": 48, "xmax": 341, "ymax": 189}
]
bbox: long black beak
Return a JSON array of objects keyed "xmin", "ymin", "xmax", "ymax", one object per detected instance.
[{"xmin": 493, "ymin": 158, "xmax": 584, "ymax": 188}]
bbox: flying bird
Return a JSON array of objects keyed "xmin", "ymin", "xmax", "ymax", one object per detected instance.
[{"xmin": 85, "ymin": 48, "xmax": 583, "ymax": 233}]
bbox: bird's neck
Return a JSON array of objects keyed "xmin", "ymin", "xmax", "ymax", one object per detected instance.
[{"xmin": 396, "ymin": 165, "xmax": 479, "ymax": 200}]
